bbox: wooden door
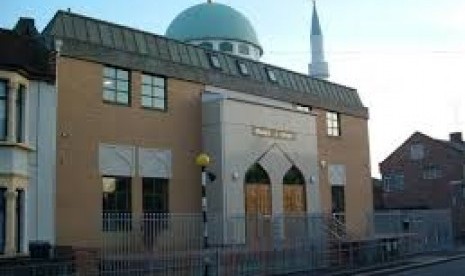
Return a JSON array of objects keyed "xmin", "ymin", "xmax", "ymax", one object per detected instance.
[
  {"xmin": 245, "ymin": 183, "xmax": 271, "ymax": 215},
  {"xmin": 284, "ymin": 185, "xmax": 306, "ymax": 213}
]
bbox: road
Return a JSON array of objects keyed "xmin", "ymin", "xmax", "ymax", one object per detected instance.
[{"xmin": 390, "ymin": 258, "xmax": 465, "ymax": 276}]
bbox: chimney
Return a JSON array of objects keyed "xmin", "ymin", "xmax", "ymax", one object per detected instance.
[
  {"xmin": 450, "ymin": 132, "xmax": 463, "ymax": 144},
  {"xmin": 13, "ymin": 17, "xmax": 39, "ymax": 37}
]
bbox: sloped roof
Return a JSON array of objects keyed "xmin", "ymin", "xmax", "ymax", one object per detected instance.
[
  {"xmin": 380, "ymin": 131, "xmax": 465, "ymax": 167},
  {"xmin": 42, "ymin": 11, "xmax": 368, "ymax": 118},
  {"xmin": 0, "ymin": 28, "xmax": 54, "ymax": 81}
]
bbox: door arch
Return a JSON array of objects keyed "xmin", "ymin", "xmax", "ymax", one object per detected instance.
[
  {"xmin": 244, "ymin": 163, "xmax": 271, "ymax": 215},
  {"xmin": 283, "ymin": 166, "xmax": 306, "ymax": 214}
]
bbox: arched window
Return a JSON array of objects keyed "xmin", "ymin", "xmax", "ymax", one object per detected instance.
[
  {"xmin": 283, "ymin": 166, "xmax": 305, "ymax": 185},
  {"xmin": 219, "ymin": 42, "xmax": 233, "ymax": 53},
  {"xmin": 199, "ymin": 42, "xmax": 213, "ymax": 50},
  {"xmin": 245, "ymin": 163, "xmax": 270, "ymax": 184}
]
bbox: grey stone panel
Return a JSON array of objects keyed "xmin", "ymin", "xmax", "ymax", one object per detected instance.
[
  {"xmin": 62, "ymin": 14, "xmax": 75, "ymax": 38},
  {"xmin": 305, "ymin": 78, "xmax": 317, "ymax": 96},
  {"xmin": 196, "ymin": 48, "xmax": 210, "ymax": 69},
  {"xmin": 177, "ymin": 44, "xmax": 191, "ymax": 65},
  {"xmin": 195, "ymin": 48, "xmax": 211, "ymax": 70},
  {"xmin": 287, "ymin": 71, "xmax": 299, "ymax": 91},
  {"xmin": 339, "ymin": 88, "xmax": 349, "ymax": 106},
  {"xmin": 99, "ymin": 24, "xmax": 114, "ymax": 48},
  {"xmin": 224, "ymin": 55, "xmax": 238, "ymax": 76},
  {"xmin": 187, "ymin": 46, "xmax": 200, "ymax": 67},
  {"xmin": 294, "ymin": 75, "xmax": 306, "ymax": 93},
  {"xmin": 134, "ymin": 32, "xmax": 148, "ymax": 55},
  {"xmin": 217, "ymin": 54, "xmax": 230, "ymax": 74},
  {"xmin": 145, "ymin": 35, "xmax": 160, "ymax": 57},
  {"xmin": 256, "ymin": 64, "xmax": 269, "ymax": 83},
  {"xmin": 111, "ymin": 26, "xmax": 125, "ymax": 50},
  {"xmin": 85, "ymin": 20, "xmax": 101, "ymax": 45},
  {"xmin": 167, "ymin": 40, "xmax": 181, "ymax": 63},
  {"xmin": 122, "ymin": 29, "xmax": 136, "ymax": 52},
  {"xmin": 73, "ymin": 17, "xmax": 88, "ymax": 41},
  {"xmin": 247, "ymin": 62, "xmax": 259, "ymax": 81},
  {"xmin": 299, "ymin": 75, "xmax": 310, "ymax": 94},
  {"xmin": 279, "ymin": 70, "xmax": 293, "ymax": 90},
  {"xmin": 155, "ymin": 37, "xmax": 170, "ymax": 61}
]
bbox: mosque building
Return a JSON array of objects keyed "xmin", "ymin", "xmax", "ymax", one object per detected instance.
[{"xmin": 0, "ymin": 1, "xmax": 371, "ymax": 254}]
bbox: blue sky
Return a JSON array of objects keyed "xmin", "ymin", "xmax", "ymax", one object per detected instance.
[{"xmin": 3, "ymin": 0, "xmax": 465, "ymax": 175}]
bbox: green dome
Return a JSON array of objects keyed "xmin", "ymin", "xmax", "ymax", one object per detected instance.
[{"xmin": 166, "ymin": 3, "xmax": 262, "ymax": 51}]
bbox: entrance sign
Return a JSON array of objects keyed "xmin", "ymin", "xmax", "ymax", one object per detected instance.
[{"xmin": 252, "ymin": 126, "xmax": 296, "ymax": 141}]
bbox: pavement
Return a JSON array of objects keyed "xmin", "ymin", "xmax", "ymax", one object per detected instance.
[{"xmin": 329, "ymin": 246, "xmax": 465, "ymax": 276}]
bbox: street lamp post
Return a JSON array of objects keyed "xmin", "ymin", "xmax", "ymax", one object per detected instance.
[{"xmin": 195, "ymin": 153, "xmax": 211, "ymax": 275}]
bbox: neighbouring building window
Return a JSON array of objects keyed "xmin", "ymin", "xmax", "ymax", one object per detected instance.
[
  {"xmin": 141, "ymin": 74, "xmax": 166, "ymax": 111},
  {"xmin": 410, "ymin": 143, "xmax": 425, "ymax": 160},
  {"xmin": 295, "ymin": 104, "xmax": 311, "ymax": 113},
  {"xmin": 200, "ymin": 42, "xmax": 213, "ymax": 50},
  {"xmin": 102, "ymin": 176, "xmax": 132, "ymax": 231},
  {"xmin": 219, "ymin": 42, "xmax": 233, "ymax": 53},
  {"xmin": 331, "ymin": 186, "xmax": 345, "ymax": 213},
  {"xmin": 237, "ymin": 61, "xmax": 249, "ymax": 76},
  {"xmin": 326, "ymin": 111, "xmax": 341, "ymax": 136},
  {"xmin": 238, "ymin": 43, "xmax": 249, "ymax": 55},
  {"xmin": 0, "ymin": 81, "xmax": 7, "ymax": 140},
  {"xmin": 423, "ymin": 165, "xmax": 442, "ymax": 180},
  {"xmin": 16, "ymin": 85, "xmax": 25, "ymax": 143},
  {"xmin": 142, "ymin": 178, "xmax": 169, "ymax": 213},
  {"xmin": 103, "ymin": 66, "xmax": 130, "ymax": 105},
  {"xmin": 208, "ymin": 54, "xmax": 221, "ymax": 69},
  {"xmin": 383, "ymin": 173, "xmax": 405, "ymax": 192}
]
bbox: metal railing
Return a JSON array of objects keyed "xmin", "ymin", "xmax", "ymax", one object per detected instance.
[{"xmin": 0, "ymin": 210, "xmax": 453, "ymax": 275}]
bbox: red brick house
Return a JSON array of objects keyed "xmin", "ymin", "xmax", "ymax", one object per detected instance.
[{"xmin": 379, "ymin": 132, "xmax": 465, "ymax": 238}]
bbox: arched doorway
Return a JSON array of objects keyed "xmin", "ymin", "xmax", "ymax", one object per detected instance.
[
  {"xmin": 283, "ymin": 166, "xmax": 307, "ymax": 243},
  {"xmin": 283, "ymin": 166, "xmax": 306, "ymax": 214},
  {"xmin": 244, "ymin": 163, "xmax": 272, "ymax": 247},
  {"xmin": 244, "ymin": 163, "xmax": 271, "ymax": 216}
]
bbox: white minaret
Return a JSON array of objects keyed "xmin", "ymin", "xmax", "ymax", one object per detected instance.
[{"xmin": 309, "ymin": 0, "xmax": 329, "ymax": 79}]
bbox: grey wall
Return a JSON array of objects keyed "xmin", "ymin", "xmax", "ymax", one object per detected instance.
[
  {"xmin": 202, "ymin": 86, "xmax": 320, "ymax": 244},
  {"xmin": 27, "ymin": 81, "xmax": 56, "ymax": 245}
]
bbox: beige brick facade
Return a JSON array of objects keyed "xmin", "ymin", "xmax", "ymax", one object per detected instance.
[{"xmin": 56, "ymin": 57, "xmax": 203, "ymax": 245}]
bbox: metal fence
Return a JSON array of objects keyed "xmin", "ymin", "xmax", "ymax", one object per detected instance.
[{"xmin": 0, "ymin": 210, "xmax": 454, "ymax": 275}]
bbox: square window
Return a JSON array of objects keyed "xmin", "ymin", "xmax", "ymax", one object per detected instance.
[
  {"xmin": 410, "ymin": 144, "xmax": 425, "ymax": 160},
  {"xmin": 117, "ymin": 80, "xmax": 129, "ymax": 92},
  {"xmin": 142, "ymin": 178, "xmax": 169, "ymax": 213},
  {"xmin": 103, "ymin": 66, "xmax": 130, "ymax": 106},
  {"xmin": 117, "ymin": 92, "xmax": 129, "ymax": 104},
  {"xmin": 141, "ymin": 96, "xmax": 152, "ymax": 107},
  {"xmin": 117, "ymin": 69, "xmax": 129, "ymax": 80},
  {"xmin": 153, "ymin": 77, "xmax": 165, "ymax": 88},
  {"xmin": 154, "ymin": 98, "xmax": 165, "ymax": 109},
  {"xmin": 103, "ymin": 79, "xmax": 115, "ymax": 89},
  {"xmin": 326, "ymin": 111, "xmax": 341, "ymax": 137},
  {"xmin": 142, "ymin": 85, "xmax": 152, "ymax": 96},
  {"xmin": 154, "ymin": 87, "xmax": 165, "ymax": 98},
  {"xmin": 102, "ymin": 176, "xmax": 132, "ymax": 231},
  {"xmin": 142, "ymin": 75, "xmax": 152, "ymax": 85},
  {"xmin": 103, "ymin": 89, "xmax": 115, "ymax": 102},
  {"xmin": 103, "ymin": 67, "xmax": 116, "ymax": 78},
  {"xmin": 141, "ymin": 74, "xmax": 167, "ymax": 111}
]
